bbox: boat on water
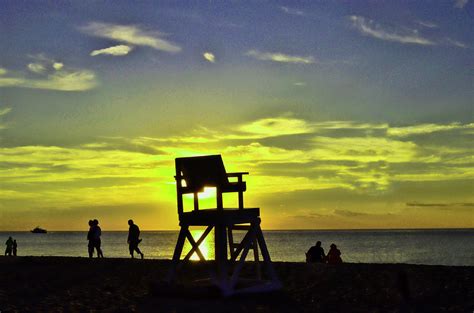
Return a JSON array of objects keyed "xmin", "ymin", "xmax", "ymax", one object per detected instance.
[{"xmin": 31, "ymin": 226, "xmax": 47, "ymax": 234}]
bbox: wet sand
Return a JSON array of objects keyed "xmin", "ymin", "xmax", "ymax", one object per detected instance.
[{"xmin": 0, "ymin": 256, "xmax": 472, "ymax": 312}]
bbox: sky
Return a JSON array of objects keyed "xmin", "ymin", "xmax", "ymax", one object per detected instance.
[{"xmin": 0, "ymin": 1, "xmax": 473, "ymax": 231}]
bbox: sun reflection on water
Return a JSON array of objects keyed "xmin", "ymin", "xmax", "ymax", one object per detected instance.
[{"xmin": 183, "ymin": 228, "xmax": 215, "ymax": 260}]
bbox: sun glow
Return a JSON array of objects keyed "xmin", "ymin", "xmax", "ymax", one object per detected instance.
[
  {"xmin": 184, "ymin": 187, "xmax": 217, "ymax": 200},
  {"xmin": 186, "ymin": 229, "xmax": 214, "ymax": 260}
]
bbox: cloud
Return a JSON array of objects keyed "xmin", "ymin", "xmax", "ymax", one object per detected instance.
[
  {"xmin": 80, "ymin": 22, "xmax": 181, "ymax": 53},
  {"xmin": 2, "ymin": 116, "xmax": 473, "ymax": 229},
  {"xmin": 90, "ymin": 44, "xmax": 133, "ymax": 56},
  {"xmin": 203, "ymin": 52, "xmax": 215, "ymax": 63},
  {"xmin": 454, "ymin": 0, "xmax": 469, "ymax": 8},
  {"xmin": 293, "ymin": 82, "xmax": 307, "ymax": 87},
  {"xmin": 406, "ymin": 202, "xmax": 474, "ymax": 207},
  {"xmin": 27, "ymin": 63, "xmax": 46, "ymax": 74},
  {"xmin": 443, "ymin": 38, "xmax": 468, "ymax": 48},
  {"xmin": 239, "ymin": 117, "xmax": 314, "ymax": 137},
  {"xmin": 349, "ymin": 16, "xmax": 435, "ymax": 46},
  {"xmin": 0, "ymin": 107, "xmax": 12, "ymax": 116},
  {"xmin": 387, "ymin": 123, "xmax": 474, "ymax": 137},
  {"xmin": 0, "ymin": 107, "xmax": 12, "ymax": 130},
  {"xmin": 0, "ymin": 56, "xmax": 97, "ymax": 91},
  {"xmin": 22, "ymin": 69, "xmax": 97, "ymax": 91},
  {"xmin": 0, "ymin": 77, "xmax": 25, "ymax": 87},
  {"xmin": 416, "ymin": 20, "xmax": 438, "ymax": 28},
  {"xmin": 53, "ymin": 62, "xmax": 64, "ymax": 70},
  {"xmin": 280, "ymin": 6, "xmax": 305, "ymax": 16},
  {"xmin": 245, "ymin": 50, "xmax": 315, "ymax": 64}
]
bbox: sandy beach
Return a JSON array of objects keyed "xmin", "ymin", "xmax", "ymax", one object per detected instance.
[{"xmin": 0, "ymin": 256, "xmax": 472, "ymax": 312}]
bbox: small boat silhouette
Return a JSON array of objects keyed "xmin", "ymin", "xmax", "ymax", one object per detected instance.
[{"xmin": 31, "ymin": 226, "xmax": 47, "ymax": 234}]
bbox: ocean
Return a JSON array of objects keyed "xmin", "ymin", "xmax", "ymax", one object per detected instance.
[{"xmin": 1, "ymin": 229, "xmax": 473, "ymax": 266}]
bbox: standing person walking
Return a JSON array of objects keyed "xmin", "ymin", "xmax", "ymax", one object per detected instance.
[
  {"xmin": 87, "ymin": 220, "xmax": 95, "ymax": 258},
  {"xmin": 92, "ymin": 219, "xmax": 104, "ymax": 258},
  {"xmin": 127, "ymin": 219, "xmax": 144, "ymax": 259},
  {"xmin": 4, "ymin": 236, "xmax": 13, "ymax": 256},
  {"xmin": 12, "ymin": 240, "xmax": 17, "ymax": 256}
]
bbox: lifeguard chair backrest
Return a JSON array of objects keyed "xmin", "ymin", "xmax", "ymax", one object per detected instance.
[{"xmin": 175, "ymin": 155, "xmax": 229, "ymax": 193}]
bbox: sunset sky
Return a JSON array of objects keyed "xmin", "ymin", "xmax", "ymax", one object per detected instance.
[{"xmin": 0, "ymin": 1, "xmax": 473, "ymax": 230}]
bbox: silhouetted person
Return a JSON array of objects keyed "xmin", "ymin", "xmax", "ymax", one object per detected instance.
[
  {"xmin": 327, "ymin": 243, "xmax": 342, "ymax": 264},
  {"xmin": 92, "ymin": 219, "xmax": 104, "ymax": 258},
  {"xmin": 5, "ymin": 236, "xmax": 13, "ymax": 256},
  {"xmin": 306, "ymin": 241, "xmax": 326, "ymax": 263},
  {"xmin": 12, "ymin": 240, "xmax": 17, "ymax": 257},
  {"xmin": 87, "ymin": 220, "xmax": 95, "ymax": 258},
  {"xmin": 127, "ymin": 219, "xmax": 144, "ymax": 259}
]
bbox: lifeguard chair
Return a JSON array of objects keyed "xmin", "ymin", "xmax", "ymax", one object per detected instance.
[{"xmin": 167, "ymin": 155, "xmax": 281, "ymax": 295}]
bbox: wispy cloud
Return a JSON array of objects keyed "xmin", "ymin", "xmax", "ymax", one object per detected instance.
[
  {"xmin": 245, "ymin": 50, "xmax": 315, "ymax": 64},
  {"xmin": 293, "ymin": 81, "xmax": 307, "ymax": 87},
  {"xmin": 280, "ymin": 6, "xmax": 305, "ymax": 16},
  {"xmin": 239, "ymin": 117, "xmax": 314, "ymax": 137},
  {"xmin": 90, "ymin": 45, "xmax": 133, "ymax": 56},
  {"xmin": 203, "ymin": 52, "xmax": 215, "ymax": 63},
  {"xmin": 349, "ymin": 16, "xmax": 435, "ymax": 46},
  {"xmin": 443, "ymin": 38, "xmax": 468, "ymax": 49},
  {"xmin": 454, "ymin": 0, "xmax": 469, "ymax": 8},
  {"xmin": 80, "ymin": 22, "xmax": 181, "ymax": 53},
  {"xmin": 0, "ymin": 107, "xmax": 12, "ymax": 130},
  {"xmin": 0, "ymin": 56, "xmax": 97, "ymax": 91},
  {"xmin": 0, "ymin": 107, "xmax": 12, "ymax": 116},
  {"xmin": 416, "ymin": 20, "xmax": 438, "ymax": 29},
  {"xmin": 27, "ymin": 63, "xmax": 46, "ymax": 74},
  {"xmin": 53, "ymin": 62, "xmax": 64, "ymax": 70},
  {"xmin": 387, "ymin": 123, "xmax": 474, "ymax": 137},
  {"xmin": 406, "ymin": 202, "xmax": 474, "ymax": 207}
]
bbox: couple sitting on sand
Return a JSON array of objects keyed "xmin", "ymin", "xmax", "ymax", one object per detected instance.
[
  {"xmin": 87, "ymin": 219, "xmax": 104, "ymax": 258},
  {"xmin": 306, "ymin": 241, "xmax": 342, "ymax": 264}
]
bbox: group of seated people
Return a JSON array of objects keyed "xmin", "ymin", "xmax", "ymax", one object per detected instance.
[{"xmin": 306, "ymin": 241, "xmax": 342, "ymax": 264}]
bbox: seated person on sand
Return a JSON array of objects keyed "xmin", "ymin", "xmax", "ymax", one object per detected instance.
[
  {"xmin": 306, "ymin": 241, "xmax": 326, "ymax": 263},
  {"xmin": 327, "ymin": 243, "xmax": 342, "ymax": 264}
]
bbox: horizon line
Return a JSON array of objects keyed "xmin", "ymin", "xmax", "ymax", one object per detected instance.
[{"xmin": 1, "ymin": 227, "xmax": 473, "ymax": 232}]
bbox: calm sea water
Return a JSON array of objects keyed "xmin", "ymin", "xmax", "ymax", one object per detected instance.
[{"xmin": 1, "ymin": 229, "xmax": 473, "ymax": 266}]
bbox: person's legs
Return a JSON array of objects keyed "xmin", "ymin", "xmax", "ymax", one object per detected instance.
[
  {"xmin": 129, "ymin": 243, "xmax": 135, "ymax": 258},
  {"xmin": 88, "ymin": 243, "xmax": 94, "ymax": 258},
  {"xmin": 95, "ymin": 241, "xmax": 103, "ymax": 258},
  {"xmin": 134, "ymin": 246, "xmax": 143, "ymax": 259}
]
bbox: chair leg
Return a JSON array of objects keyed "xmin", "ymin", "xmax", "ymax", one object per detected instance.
[
  {"xmin": 229, "ymin": 222, "xmax": 257, "ymax": 289},
  {"xmin": 214, "ymin": 224, "xmax": 228, "ymax": 290},
  {"xmin": 253, "ymin": 238, "xmax": 262, "ymax": 280},
  {"xmin": 167, "ymin": 225, "xmax": 188, "ymax": 282},
  {"xmin": 255, "ymin": 222, "xmax": 279, "ymax": 284}
]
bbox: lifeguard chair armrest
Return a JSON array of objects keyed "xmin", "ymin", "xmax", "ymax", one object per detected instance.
[{"xmin": 226, "ymin": 172, "xmax": 249, "ymax": 177}]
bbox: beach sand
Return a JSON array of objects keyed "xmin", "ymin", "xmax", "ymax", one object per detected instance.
[{"xmin": 0, "ymin": 256, "xmax": 472, "ymax": 312}]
